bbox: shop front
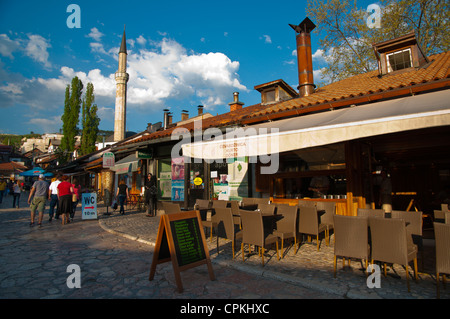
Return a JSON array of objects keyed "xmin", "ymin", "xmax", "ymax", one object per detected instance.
[{"xmin": 182, "ymin": 89, "xmax": 450, "ymax": 215}]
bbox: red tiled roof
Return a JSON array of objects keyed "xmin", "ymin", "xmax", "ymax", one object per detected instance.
[
  {"xmin": 0, "ymin": 161, "xmax": 28, "ymax": 172},
  {"xmin": 117, "ymin": 51, "xmax": 449, "ymax": 149},
  {"xmin": 245, "ymin": 51, "xmax": 450, "ymax": 122}
]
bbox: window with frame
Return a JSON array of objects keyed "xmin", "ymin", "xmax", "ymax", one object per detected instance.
[{"xmin": 386, "ymin": 48, "xmax": 412, "ymax": 72}]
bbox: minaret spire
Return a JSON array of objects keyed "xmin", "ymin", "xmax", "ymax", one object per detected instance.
[
  {"xmin": 119, "ymin": 25, "xmax": 127, "ymax": 54},
  {"xmin": 114, "ymin": 25, "xmax": 129, "ymax": 142}
]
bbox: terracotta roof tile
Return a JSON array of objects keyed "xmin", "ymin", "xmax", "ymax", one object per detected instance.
[
  {"xmin": 117, "ymin": 51, "xmax": 449, "ymax": 149},
  {"xmin": 247, "ymin": 51, "xmax": 450, "ymax": 119}
]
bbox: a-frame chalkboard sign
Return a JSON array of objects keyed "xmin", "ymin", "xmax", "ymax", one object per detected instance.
[{"xmin": 149, "ymin": 210, "xmax": 215, "ymax": 292}]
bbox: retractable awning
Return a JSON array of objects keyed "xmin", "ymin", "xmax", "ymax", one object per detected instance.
[
  {"xmin": 111, "ymin": 154, "xmax": 139, "ymax": 173},
  {"xmin": 182, "ymin": 89, "xmax": 450, "ymax": 159}
]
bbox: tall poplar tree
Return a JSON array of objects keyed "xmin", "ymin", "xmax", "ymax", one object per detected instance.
[
  {"xmin": 60, "ymin": 76, "xmax": 83, "ymax": 162},
  {"xmin": 80, "ymin": 82, "xmax": 100, "ymax": 155}
]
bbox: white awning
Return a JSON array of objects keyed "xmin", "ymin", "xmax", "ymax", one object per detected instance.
[
  {"xmin": 182, "ymin": 89, "xmax": 450, "ymax": 159},
  {"xmin": 111, "ymin": 154, "xmax": 139, "ymax": 173}
]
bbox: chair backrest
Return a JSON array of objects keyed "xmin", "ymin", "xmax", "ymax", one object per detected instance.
[
  {"xmin": 370, "ymin": 217, "xmax": 409, "ymax": 265},
  {"xmin": 441, "ymin": 204, "xmax": 449, "ymax": 212},
  {"xmin": 240, "ymin": 210, "xmax": 263, "ymax": 247},
  {"xmin": 446, "ymin": 212, "xmax": 450, "ymax": 225},
  {"xmin": 241, "ymin": 197, "xmax": 255, "ymax": 207},
  {"xmin": 298, "ymin": 200, "xmax": 317, "ymax": 208},
  {"xmin": 195, "ymin": 199, "xmax": 211, "ymax": 210},
  {"xmin": 434, "ymin": 222, "xmax": 450, "ymax": 274},
  {"xmin": 162, "ymin": 202, "xmax": 181, "ymax": 214},
  {"xmin": 212, "ymin": 200, "xmax": 228, "ymax": 209},
  {"xmin": 317, "ymin": 201, "xmax": 336, "ymax": 226},
  {"xmin": 357, "ymin": 208, "xmax": 385, "ymax": 218},
  {"xmin": 214, "ymin": 207, "xmax": 235, "ymax": 240},
  {"xmin": 254, "ymin": 198, "xmax": 270, "ymax": 205},
  {"xmin": 230, "ymin": 200, "xmax": 240, "ymax": 215},
  {"xmin": 258, "ymin": 203, "xmax": 275, "ymax": 215},
  {"xmin": 298, "ymin": 205, "xmax": 319, "ymax": 234},
  {"xmin": 434, "ymin": 210, "xmax": 446, "ymax": 220},
  {"xmin": 275, "ymin": 205, "xmax": 297, "ymax": 233},
  {"xmin": 391, "ymin": 210, "xmax": 423, "ymax": 236},
  {"xmin": 333, "ymin": 215, "xmax": 369, "ymax": 259}
]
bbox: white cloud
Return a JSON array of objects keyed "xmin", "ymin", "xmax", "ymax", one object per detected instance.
[
  {"xmin": 0, "ymin": 34, "xmax": 20, "ymax": 58},
  {"xmin": 24, "ymin": 34, "xmax": 52, "ymax": 69},
  {"xmin": 262, "ymin": 35, "xmax": 272, "ymax": 44},
  {"xmin": 87, "ymin": 27, "xmax": 104, "ymax": 42},
  {"xmin": 136, "ymin": 35, "xmax": 146, "ymax": 46}
]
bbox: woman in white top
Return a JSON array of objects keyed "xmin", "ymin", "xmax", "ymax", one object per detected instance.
[{"xmin": 12, "ymin": 180, "xmax": 22, "ymax": 209}]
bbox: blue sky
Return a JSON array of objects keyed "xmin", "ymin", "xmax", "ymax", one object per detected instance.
[{"xmin": 0, "ymin": 0, "xmax": 375, "ymax": 136}]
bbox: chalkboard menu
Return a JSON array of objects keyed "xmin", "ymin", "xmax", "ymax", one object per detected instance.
[
  {"xmin": 149, "ymin": 210, "xmax": 215, "ymax": 293},
  {"xmin": 170, "ymin": 218, "xmax": 206, "ymax": 267}
]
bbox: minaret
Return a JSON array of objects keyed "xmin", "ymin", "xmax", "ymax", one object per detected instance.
[{"xmin": 114, "ymin": 27, "xmax": 129, "ymax": 142}]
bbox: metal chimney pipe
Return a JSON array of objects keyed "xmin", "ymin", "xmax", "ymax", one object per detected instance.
[
  {"xmin": 290, "ymin": 17, "xmax": 316, "ymax": 97},
  {"xmin": 163, "ymin": 109, "xmax": 169, "ymax": 129}
]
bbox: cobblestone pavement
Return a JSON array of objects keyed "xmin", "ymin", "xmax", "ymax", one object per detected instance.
[
  {"xmin": 1, "ymin": 193, "xmax": 448, "ymax": 305},
  {"xmin": 0, "ymin": 193, "xmax": 339, "ymax": 303},
  {"xmin": 99, "ymin": 206, "xmax": 449, "ymax": 300}
]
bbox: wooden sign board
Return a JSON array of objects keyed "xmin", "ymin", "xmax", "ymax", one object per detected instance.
[{"xmin": 149, "ymin": 210, "xmax": 215, "ymax": 292}]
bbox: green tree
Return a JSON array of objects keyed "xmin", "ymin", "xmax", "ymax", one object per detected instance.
[
  {"xmin": 60, "ymin": 76, "xmax": 83, "ymax": 162},
  {"xmin": 307, "ymin": 0, "xmax": 449, "ymax": 83},
  {"xmin": 80, "ymin": 82, "xmax": 100, "ymax": 155}
]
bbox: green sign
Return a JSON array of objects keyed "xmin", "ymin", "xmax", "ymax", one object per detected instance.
[{"xmin": 136, "ymin": 150, "xmax": 152, "ymax": 159}]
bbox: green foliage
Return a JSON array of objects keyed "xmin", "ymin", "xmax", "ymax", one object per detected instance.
[
  {"xmin": 307, "ymin": 0, "xmax": 449, "ymax": 83},
  {"xmin": 80, "ymin": 82, "xmax": 100, "ymax": 156},
  {"xmin": 60, "ymin": 77, "xmax": 83, "ymax": 162}
]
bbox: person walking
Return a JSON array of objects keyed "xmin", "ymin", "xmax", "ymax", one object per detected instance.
[
  {"xmin": 57, "ymin": 175, "xmax": 74, "ymax": 225},
  {"xmin": 12, "ymin": 180, "xmax": 22, "ymax": 209},
  {"xmin": 145, "ymin": 173, "xmax": 158, "ymax": 217},
  {"xmin": 116, "ymin": 179, "xmax": 129, "ymax": 215},
  {"xmin": 71, "ymin": 178, "xmax": 81, "ymax": 222},
  {"xmin": 28, "ymin": 174, "xmax": 49, "ymax": 227},
  {"xmin": 0, "ymin": 178, "xmax": 6, "ymax": 204},
  {"xmin": 48, "ymin": 175, "xmax": 61, "ymax": 221}
]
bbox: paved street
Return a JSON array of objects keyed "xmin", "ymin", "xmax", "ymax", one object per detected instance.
[{"xmin": 0, "ymin": 192, "xmax": 339, "ymax": 304}]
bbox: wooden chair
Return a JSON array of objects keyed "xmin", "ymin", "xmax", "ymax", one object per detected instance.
[
  {"xmin": 272, "ymin": 205, "xmax": 298, "ymax": 258},
  {"xmin": 317, "ymin": 201, "xmax": 336, "ymax": 246},
  {"xmin": 297, "ymin": 205, "xmax": 327, "ymax": 252},
  {"xmin": 202, "ymin": 200, "xmax": 224, "ymax": 242},
  {"xmin": 433, "ymin": 222, "xmax": 450, "ymax": 298},
  {"xmin": 357, "ymin": 208, "xmax": 385, "ymax": 218},
  {"xmin": 333, "ymin": 215, "xmax": 370, "ymax": 278},
  {"xmin": 240, "ymin": 210, "xmax": 279, "ymax": 266},
  {"xmin": 257, "ymin": 203, "xmax": 275, "ymax": 215},
  {"xmin": 230, "ymin": 200, "xmax": 241, "ymax": 229},
  {"xmin": 392, "ymin": 210, "xmax": 424, "ymax": 268},
  {"xmin": 370, "ymin": 217, "xmax": 418, "ymax": 292},
  {"xmin": 214, "ymin": 207, "xmax": 242, "ymax": 259}
]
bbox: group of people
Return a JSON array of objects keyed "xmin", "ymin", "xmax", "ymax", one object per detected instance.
[
  {"xmin": 114, "ymin": 173, "xmax": 157, "ymax": 217},
  {"xmin": 28, "ymin": 174, "xmax": 81, "ymax": 227}
]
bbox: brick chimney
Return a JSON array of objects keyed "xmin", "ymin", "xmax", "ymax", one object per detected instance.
[
  {"xmin": 181, "ymin": 110, "xmax": 189, "ymax": 121},
  {"xmin": 228, "ymin": 92, "xmax": 244, "ymax": 112},
  {"xmin": 290, "ymin": 17, "xmax": 316, "ymax": 97},
  {"xmin": 197, "ymin": 105, "xmax": 204, "ymax": 116}
]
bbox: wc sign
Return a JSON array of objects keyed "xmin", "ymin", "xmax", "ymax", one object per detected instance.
[{"xmin": 82, "ymin": 193, "xmax": 97, "ymax": 220}]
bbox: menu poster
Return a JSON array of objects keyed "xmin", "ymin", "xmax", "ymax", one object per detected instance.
[
  {"xmin": 148, "ymin": 211, "xmax": 215, "ymax": 293},
  {"xmin": 171, "ymin": 157, "xmax": 184, "ymax": 201}
]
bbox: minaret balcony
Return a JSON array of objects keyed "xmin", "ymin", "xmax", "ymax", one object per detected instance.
[{"xmin": 115, "ymin": 72, "xmax": 129, "ymax": 83}]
